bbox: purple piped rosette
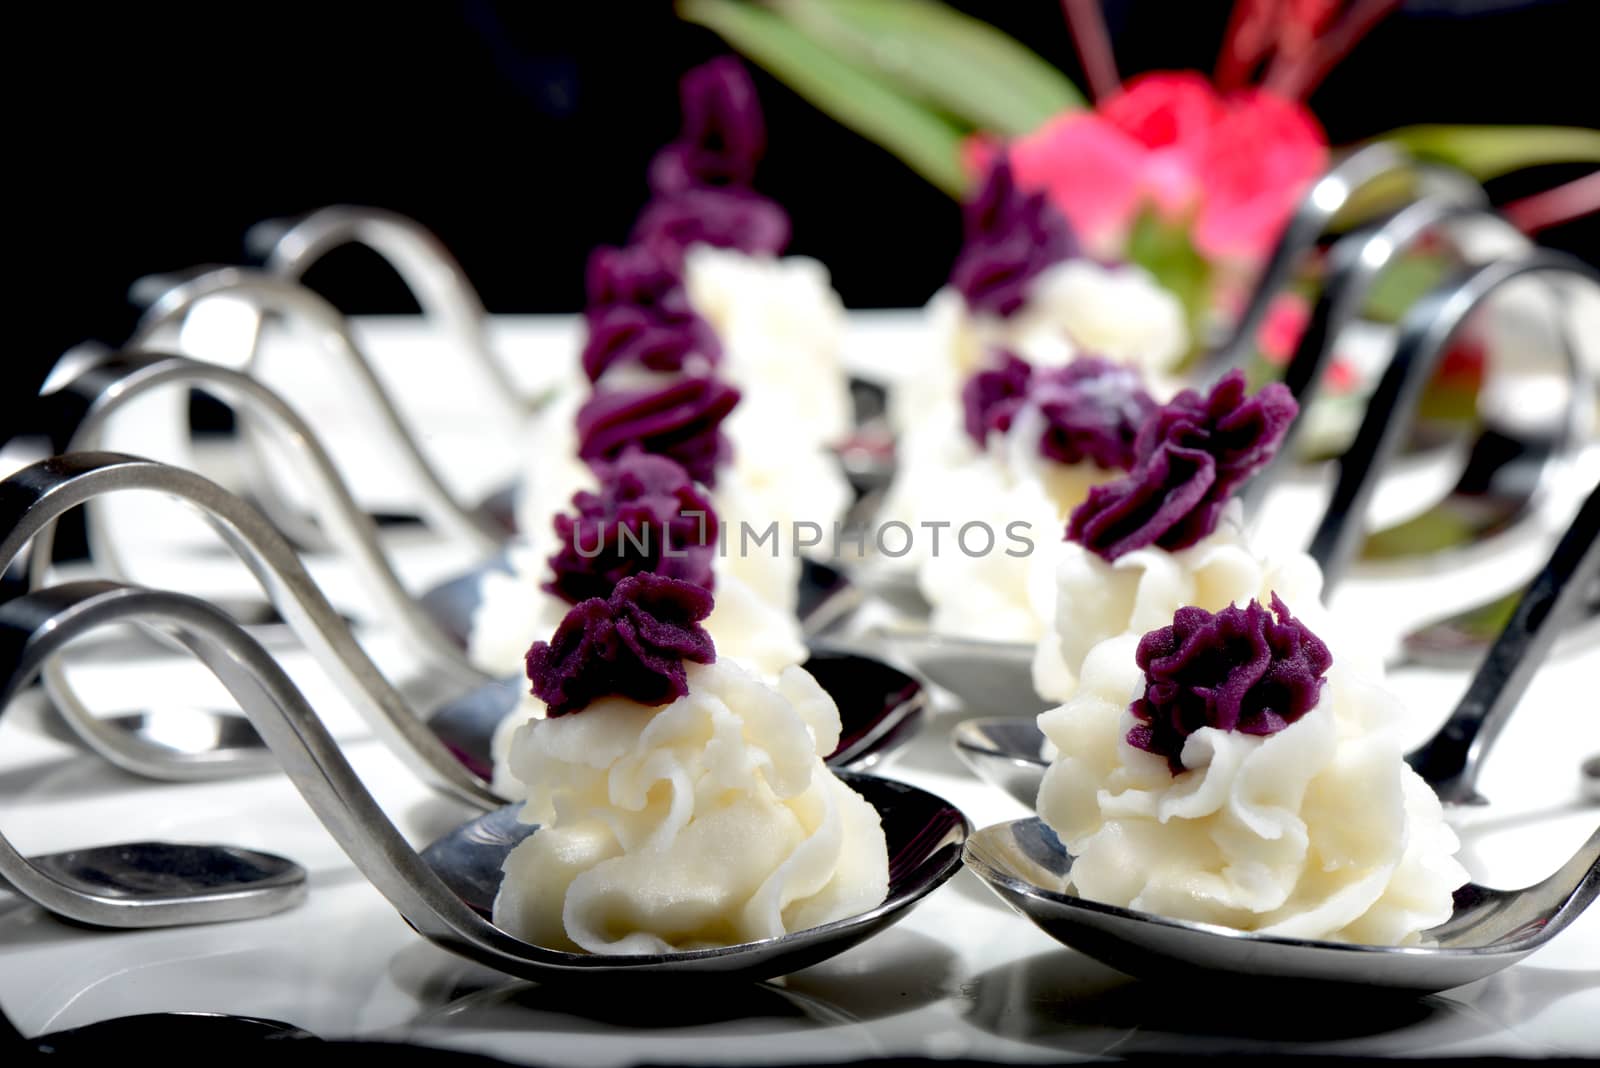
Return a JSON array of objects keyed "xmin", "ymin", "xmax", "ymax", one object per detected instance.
[
  {"xmin": 948, "ymin": 157, "xmax": 1078, "ymax": 318},
  {"xmin": 632, "ymin": 186, "xmax": 791, "ymax": 263},
  {"xmin": 1066, "ymin": 370, "xmax": 1297, "ymax": 561},
  {"xmin": 582, "ymin": 244, "xmax": 722, "ymax": 382},
  {"xmin": 635, "ymin": 57, "xmax": 791, "ymax": 259},
  {"xmin": 962, "ymin": 353, "xmax": 1156, "ymax": 471},
  {"xmin": 1128, "ymin": 594, "xmax": 1333, "ymax": 774},
  {"xmin": 544, "ymin": 454, "xmax": 718, "ymax": 606},
  {"xmin": 647, "ymin": 56, "xmax": 766, "ymax": 193},
  {"xmin": 961, "ymin": 352, "xmax": 1034, "ymax": 445},
  {"xmin": 527, "ymin": 572, "xmax": 717, "ymax": 718},
  {"xmin": 516, "ymin": 57, "xmax": 792, "ymax": 704},
  {"xmin": 575, "ymin": 376, "xmax": 739, "ymax": 487}
]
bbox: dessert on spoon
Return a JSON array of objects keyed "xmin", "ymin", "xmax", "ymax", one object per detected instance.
[
  {"xmin": 963, "ymin": 479, "xmax": 1600, "ymax": 991},
  {"xmin": 491, "ymin": 571, "xmax": 894, "ymax": 953}
]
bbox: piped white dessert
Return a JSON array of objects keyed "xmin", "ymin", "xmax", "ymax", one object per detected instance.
[
  {"xmin": 879, "ymin": 158, "xmax": 1186, "ymax": 585},
  {"xmin": 1036, "ymin": 594, "xmax": 1467, "ymax": 944},
  {"xmin": 492, "ymin": 572, "xmax": 890, "ymax": 954},
  {"xmin": 491, "ymin": 59, "xmax": 855, "ymax": 676},
  {"xmin": 914, "ymin": 353, "xmax": 1160, "ymax": 643},
  {"xmin": 1032, "ymin": 370, "xmax": 1367, "ymax": 703}
]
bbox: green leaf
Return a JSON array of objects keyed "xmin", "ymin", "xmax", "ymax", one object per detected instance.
[
  {"xmin": 1360, "ymin": 506, "xmax": 1481, "ymax": 560},
  {"xmin": 1362, "ymin": 251, "xmax": 1451, "ymax": 324},
  {"xmin": 1380, "ymin": 125, "xmax": 1600, "ymax": 180},
  {"xmin": 680, "ymin": 0, "xmax": 970, "ymax": 195},
  {"xmin": 1124, "ymin": 204, "xmax": 1212, "ymax": 368},
  {"xmin": 770, "ymin": 0, "xmax": 1084, "ymax": 136}
]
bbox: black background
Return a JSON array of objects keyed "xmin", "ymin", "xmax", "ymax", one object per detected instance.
[{"xmin": 10, "ymin": 0, "xmax": 1598, "ymax": 433}]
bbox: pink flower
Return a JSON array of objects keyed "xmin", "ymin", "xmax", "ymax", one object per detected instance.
[
  {"xmin": 985, "ymin": 72, "xmax": 1328, "ymax": 265},
  {"xmin": 966, "ymin": 119, "xmax": 1144, "ymax": 255},
  {"xmin": 1099, "ymin": 71, "xmax": 1222, "ymax": 217},
  {"xmin": 1194, "ymin": 89, "xmax": 1327, "ymax": 261}
]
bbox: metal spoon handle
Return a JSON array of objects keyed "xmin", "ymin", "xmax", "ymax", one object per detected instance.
[
  {"xmin": 1239, "ymin": 198, "xmax": 1510, "ymax": 516},
  {"xmin": 1308, "ymin": 250, "xmax": 1597, "ymax": 589},
  {"xmin": 0, "ymin": 453, "xmax": 497, "ymax": 806},
  {"xmin": 246, "ymin": 205, "xmax": 528, "ymax": 434},
  {"xmin": 1408, "ymin": 481, "xmax": 1600, "ymax": 805},
  {"xmin": 0, "ymin": 580, "xmax": 544, "ymax": 971},
  {"xmin": 1206, "ymin": 141, "xmax": 1483, "ymax": 380},
  {"xmin": 128, "ymin": 266, "xmax": 506, "ymax": 556},
  {"xmin": 40, "ymin": 351, "xmax": 484, "ymax": 688}
]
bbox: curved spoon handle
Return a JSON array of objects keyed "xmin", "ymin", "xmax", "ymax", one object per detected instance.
[
  {"xmin": 1409, "ymin": 480, "xmax": 1600, "ymax": 805},
  {"xmin": 0, "ymin": 581, "xmax": 547, "ymax": 972},
  {"xmin": 40, "ymin": 351, "xmax": 484, "ymax": 689},
  {"xmin": 1239, "ymin": 198, "xmax": 1514, "ymax": 516},
  {"xmin": 128, "ymin": 265, "xmax": 506, "ymax": 557},
  {"xmin": 246, "ymin": 205, "xmax": 528, "ymax": 433},
  {"xmin": 0, "ymin": 453, "xmax": 497, "ymax": 806},
  {"xmin": 1206, "ymin": 141, "xmax": 1483, "ymax": 380},
  {"xmin": 1308, "ymin": 250, "xmax": 1597, "ymax": 589}
]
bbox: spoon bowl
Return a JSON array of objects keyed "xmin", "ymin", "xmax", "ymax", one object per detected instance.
[
  {"xmin": 964, "ymin": 817, "xmax": 1600, "ymax": 993},
  {"xmin": 419, "ymin": 773, "xmax": 968, "ymax": 981}
]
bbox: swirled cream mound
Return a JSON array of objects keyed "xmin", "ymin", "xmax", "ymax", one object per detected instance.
[
  {"xmin": 1034, "ymin": 497, "xmax": 1332, "ymax": 701},
  {"xmin": 1036, "ymin": 597, "xmax": 1467, "ymax": 944},
  {"xmin": 685, "ymin": 245, "xmax": 853, "ymax": 449},
  {"xmin": 492, "ymin": 573, "xmax": 889, "ymax": 954}
]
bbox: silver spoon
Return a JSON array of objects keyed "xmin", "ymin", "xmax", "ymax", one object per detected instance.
[
  {"xmin": 1, "ymin": 579, "xmax": 968, "ymax": 977},
  {"xmin": 955, "ymin": 478, "xmax": 1600, "ymax": 808},
  {"xmin": 0, "ymin": 595, "xmax": 306, "ymax": 928},
  {"xmin": 0, "ymin": 452, "xmax": 920, "ymax": 795},
  {"xmin": 245, "ymin": 204, "xmax": 531, "ymax": 429},
  {"xmin": 1308, "ymin": 249, "xmax": 1595, "ymax": 588},
  {"xmin": 127, "ymin": 264, "xmax": 508, "ymax": 557},
  {"xmin": 959, "ymin": 482, "xmax": 1600, "ymax": 991},
  {"xmin": 963, "ymin": 814, "xmax": 1598, "ymax": 993}
]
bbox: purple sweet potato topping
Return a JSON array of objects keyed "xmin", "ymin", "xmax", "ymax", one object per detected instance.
[
  {"xmin": 634, "ymin": 57, "xmax": 790, "ymax": 259},
  {"xmin": 647, "ymin": 57, "xmax": 766, "ymax": 194},
  {"xmin": 575, "ymin": 375, "xmax": 740, "ymax": 487},
  {"xmin": 545, "ymin": 454, "xmax": 718, "ymax": 606},
  {"xmin": 948, "ymin": 157, "xmax": 1077, "ymax": 318},
  {"xmin": 526, "ymin": 572, "xmax": 716, "ymax": 718},
  {"xmin": 632, "ymin": 185, "xmax": 791, "ymax": 260},
  {"xmin": 582, "ymin": 244, "xmax": 721, "ymax": 382},
  {"xmin": 962, "ymin": 354, "xmax": 1155, "ymax": 471},
  {"xmin": 1128, "ymin": 593, "xmax": 1332, "ymax": 774},
  {"xmin": 961, "ymin": 351, "xmax": 1034, "ymax": 446},
  {"xmin": 1066, "ymin": 370, "xmax": 1296, "ymax": 560}
]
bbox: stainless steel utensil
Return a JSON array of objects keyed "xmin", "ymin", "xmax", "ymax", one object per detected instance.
[{"xmin": 963, "ymin": 814, "xmax": 1598, "ymax": 993}]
